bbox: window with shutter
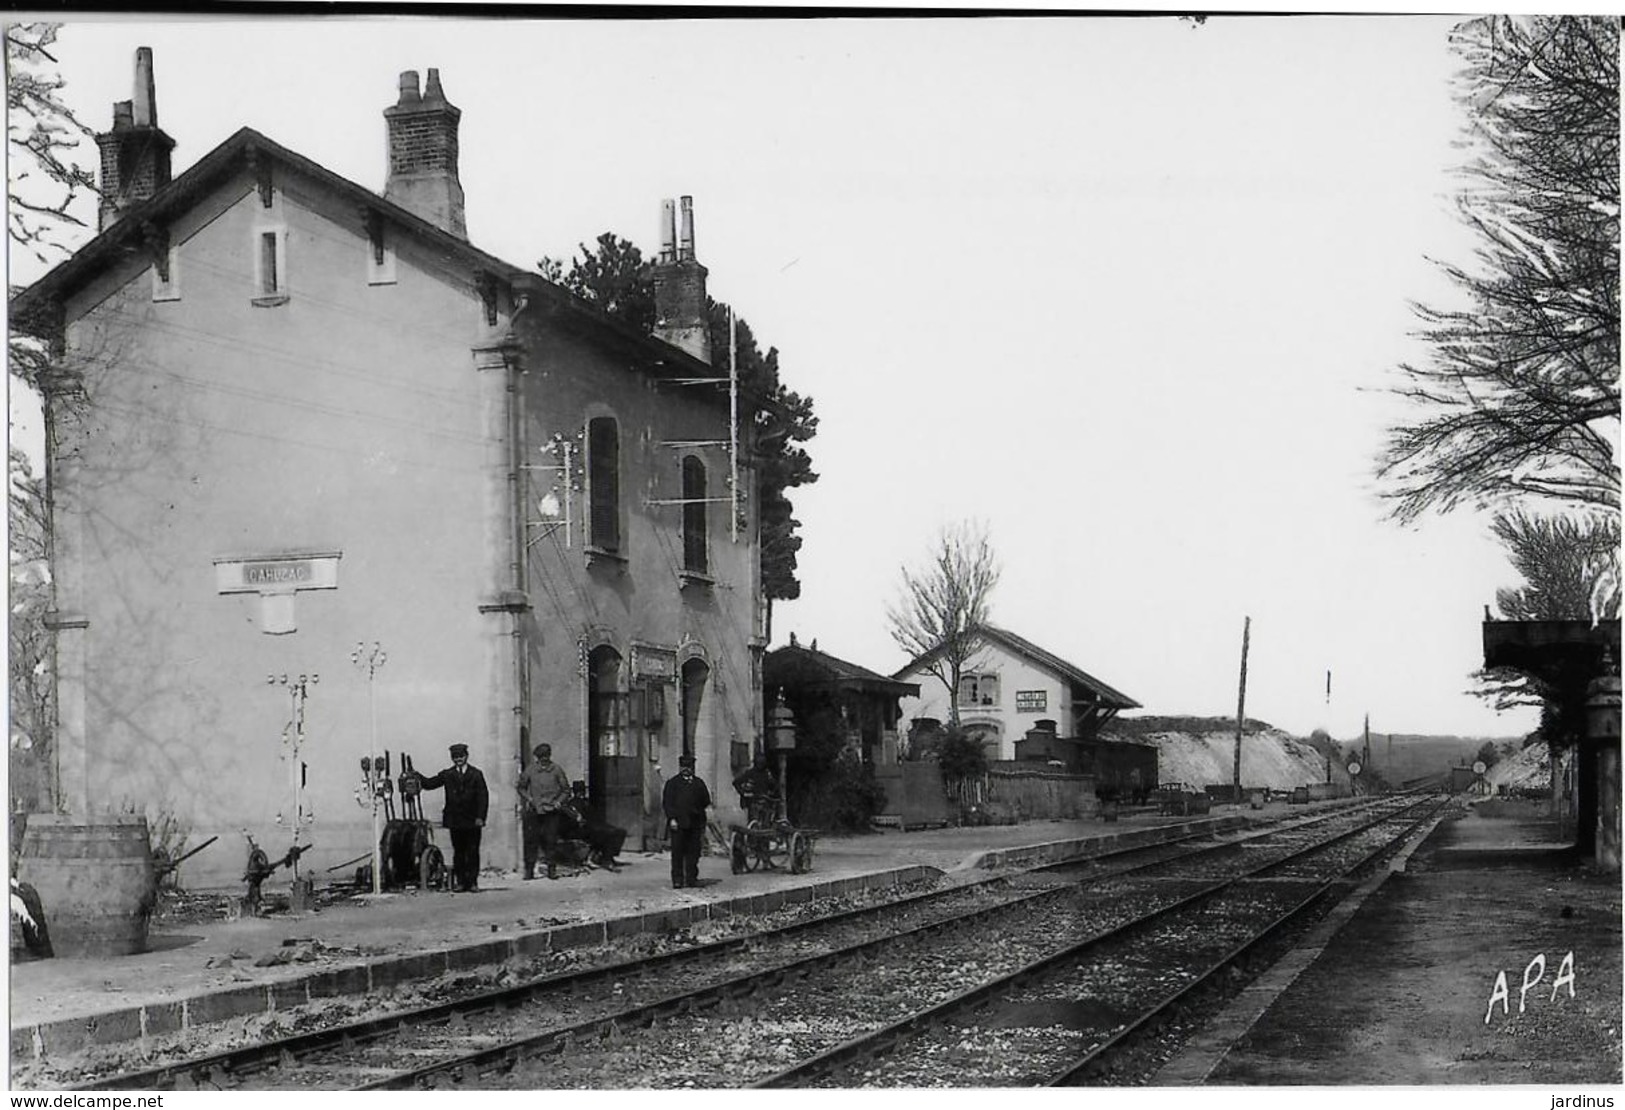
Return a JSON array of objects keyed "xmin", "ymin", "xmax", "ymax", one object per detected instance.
[
  {"xmin": 587, "ymin": 417, "xmax": 620, "ymax": 552},
  {"xmin": 682, "ymin": 455, "xmax": 708, "ymax": 575}
]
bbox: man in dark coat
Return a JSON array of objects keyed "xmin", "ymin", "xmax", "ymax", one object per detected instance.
[
  {"xmin": 418, "ymin": 743, "xmax": 489, "ymax": 892},
  {"xmin": 565, "ymin": 780, "xmax": 628, "ymax": 870},
  {"xmin": 662, "ymin": 754, "xmax": 711, "ymax": 889},
  {"xmin": 732, "ymin": 752, "xmax": 780, "ymax": 826}
]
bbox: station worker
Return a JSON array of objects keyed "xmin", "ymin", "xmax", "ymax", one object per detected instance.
[
  {"xmin": 418, "ymin": 743, "xmax": 489, "ymax": 893},
  {"xmin": 732, "ymin": 751, "xmax": 779, "ymax": 825},
  {"xmin": 662, "ymin": 754, "xmax": 712, "ymax": 890},
  {"xmin": 517, "ymin": 742, "xmax": 572, "ymax": 880},
  {"xmin": 566, "ymin": 779, "xmax": 629, "ymax": 871}
]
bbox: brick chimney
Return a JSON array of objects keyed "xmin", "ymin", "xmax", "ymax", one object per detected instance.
[
  {"xmin": 652, "ymin": 196, "xmax": 710, "ymax": 362},
  {"xmin": 94, "ymin": 47, "xmax": 175, "ymax": 232},
  {"xmin": 383, "ymin": 68, "xmax": 466, "ymax": 239}
]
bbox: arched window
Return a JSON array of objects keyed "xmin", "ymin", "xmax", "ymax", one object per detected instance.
[
  {"xmin": 682, "ymin": 455, "xmax": 708, "ymax": 575},
  {"xmin": 680, "ymin": 657, "xmax": 710, "ymax": 759},
  {"xmin": 588, "ymin": 645, "xmax": 627, "ymax": 757},
  {"xmin": 587, "ymin": 417, "xmax": 620, "ymax": 552}
]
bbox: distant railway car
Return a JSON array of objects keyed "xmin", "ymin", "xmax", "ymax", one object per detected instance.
[{"xmin": 1075, "ymin": 738, "xmax": 1158, "ymax": 804}]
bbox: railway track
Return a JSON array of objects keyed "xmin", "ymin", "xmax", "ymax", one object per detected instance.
[
  {"xmin": 70, "ymin": 795, "xmax": 1433, "ymax": 1091},
  {"xmin": 763, "ymin": 793, "xmax": 1447, "ymax": 1087}
]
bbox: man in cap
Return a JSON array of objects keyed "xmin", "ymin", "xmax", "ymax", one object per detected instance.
[
  {"xmin": 565, "ymin": 779, "xmax": 629, "ymax": 870},
  {"xmin": 418, "ymin": 743, "xmax": 489, "ymax": 892},
  {"xmin": 661, "ymin": 754, "xmax": 712, "ymax": 889},
  {"xmin": 516, "ymin": 742, "xmax": 571, "ymax": 880},
  {"xmin": 732, "ymin": 751, "xmax": 780, "ymax": 827}
]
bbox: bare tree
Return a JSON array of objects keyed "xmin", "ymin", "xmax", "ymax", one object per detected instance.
[
  {"xmin": 887, "ymin": 520, "xmax": 1001, "ymax": 726},
  {"xmin": 9, "ymin": 447, "xmax": 56, "ymax": 812},
  {"xmin": 6, "ymin": 23, "xmax": 97, "ymax": 263},
  {"xmin": 1377, "ymin": 16, "xmax": 1619, "ymax": 522}
]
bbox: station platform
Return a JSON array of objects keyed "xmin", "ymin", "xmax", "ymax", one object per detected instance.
[{"xmin": 9, "ymin": 807, "xmax": 1255, "ymax": 1059}]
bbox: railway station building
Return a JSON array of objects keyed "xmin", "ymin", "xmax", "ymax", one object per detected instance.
[
  {"xmin": 9, "ymin": 53, "xmax": 768, "ymax": 886},
  {"xmin": 893, "ymin": 625, "xmax": 1140, "ymax": 761}
]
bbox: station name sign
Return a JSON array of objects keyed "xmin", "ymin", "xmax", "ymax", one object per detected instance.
[
  {"xmin": 633, "ymin": 643, "xmax": 678, "ymax": 682},
  {"xmin": 245, "ymin": 561, "xmax": 315, "ymax": 586},
  {"xmin": 215, "ymin": 552, "xmax": 341, "ymax": 595},
  {"xmin": 1015, "ymin": 690, "xmax": 1047, "ymax": 713}
]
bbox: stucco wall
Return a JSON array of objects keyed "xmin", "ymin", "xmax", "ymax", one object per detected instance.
[
  {"xmin": 513, "ymin": 319, "xmax": 760, "ymax": 846},
  {"xmin": 44, "ymin": 164, "xmax": 761, "ymax": 885},
  {"xmin": 51, "ymin": 170, "xmax": 516, "ymax": 886}
]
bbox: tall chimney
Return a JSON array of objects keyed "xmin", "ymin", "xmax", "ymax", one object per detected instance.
[
  {"xmin": 659, "ymin": 199, "xmax": 677, "ymax": 264},
  {"xmin": 383, "ymin": 67, "xmax": 466, "ymax": 239},
  {"xmin": 94, "ymin": 48, "xmax": 175, "ymax": 232},
  {"xmin": 653, "ymin": 195, "xmax": 710, "ymax": 362},
  {"xmin": 678, "ymin": 196, "xmax": 695, "ymax": 261},
  {"xmin": 132, "ymin": 47, "xmax": 156, "ymax": 126}
]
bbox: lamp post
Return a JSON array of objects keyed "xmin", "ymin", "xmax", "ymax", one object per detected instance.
[
  {"xmin": 351, "ymin": 641, "xmax": 388, "ymax": 894},
  {"xmin": 767, "ymin": 691, "xmax": 797, "ymax": 824}
]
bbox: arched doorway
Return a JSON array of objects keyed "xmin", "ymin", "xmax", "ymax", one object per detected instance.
[{"xmin": 587, "ymin": 645, "xmax": 639, "ymax": 836}]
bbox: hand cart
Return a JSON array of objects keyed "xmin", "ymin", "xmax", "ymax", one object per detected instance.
[{"xmin": 728, "ymin": 797, "xmax": 816, "ymax": 875}]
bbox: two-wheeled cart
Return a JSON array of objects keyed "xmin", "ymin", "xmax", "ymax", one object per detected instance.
[{"xmin": 728, "ymin": 795, "xmax": 816, "ymax": 875}]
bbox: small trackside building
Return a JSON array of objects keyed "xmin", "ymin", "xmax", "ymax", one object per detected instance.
[{"xmin": 893, "ymin": 625, "xmax": 1140, "ymax": 761}]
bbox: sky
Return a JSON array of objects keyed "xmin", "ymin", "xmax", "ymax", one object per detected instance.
[{"xmin": 7, "ymin": 12, "xmax": 1564, "ymax": 743}]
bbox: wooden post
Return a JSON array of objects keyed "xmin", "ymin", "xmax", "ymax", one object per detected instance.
[{"xmin": 1234, "ymin": 616, "xmax": 1250, "ymax": 792}]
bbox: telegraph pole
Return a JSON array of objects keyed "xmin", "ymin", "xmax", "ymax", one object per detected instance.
[
  {"xmin": 729, "ymin": 308, "xmax": 739, "ymax": 542},
  {"xmin": 1234, "ymin": 616, "xmax": 1250, "ymax": 792}
]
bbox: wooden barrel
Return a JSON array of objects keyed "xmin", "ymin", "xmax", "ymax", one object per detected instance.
[{"xmin": 16, "ymin": 815, "xmax": 156, "ymax": 957}]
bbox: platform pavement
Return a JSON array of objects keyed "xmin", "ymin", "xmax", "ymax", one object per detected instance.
[
  {"xmin": 8, "ymin": 807, "xmax": 1267, "ymax": 1059},
  {"xmin": 1155, "ymin": 798, "xmax": 1612, "ymax": 1086}
]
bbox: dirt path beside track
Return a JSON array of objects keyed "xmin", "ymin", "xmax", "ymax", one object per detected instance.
[{"xmin": 1204, "ymin": 804, "xmax": 1622, "ymax": 1085}]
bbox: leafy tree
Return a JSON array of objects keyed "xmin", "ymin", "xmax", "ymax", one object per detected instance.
[
  {"xmin": 1491, "ymin": 509, "xmax": 1620, "ymax": 623},
  {"xmin": 783, "ymin": 704, "xmax": 885, "ymax": 831},
  {"xmin": 1474, "ymin": 508, "xmax": 1620, "ymax": 752},
  {"xmin": 886, "ymin": 520, "xmax": 1001, "ymax": 726},
  {"xmin": 542, "ymin": 233, "xmax": 656, "ymax": 333},
  {"xmin": 705, "ymin": 305, "xmax": 818, "ymax": 613},
  {"xmin": 1377, "ymin": 16, "xmax": 1619, "ymax": 522},
  {"xmin": 1475, "ymin": 740, "xmax": 1502, "ymax": 771},
  {"xmin": 931, "ymin": 725, "xmax": 990, "ymax": 782},
  {"xmin": 7, "ymin": 23, "xmax": 97, "ymax": 263}
]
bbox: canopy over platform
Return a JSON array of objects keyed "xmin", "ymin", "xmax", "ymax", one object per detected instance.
[{"xmin": 1483, "ymin": 617, "xmax": 1621, "ymax": 678}]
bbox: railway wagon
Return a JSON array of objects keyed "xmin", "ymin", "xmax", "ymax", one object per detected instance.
[{"xmin": 1075, "ymin": 738, "xmax": 1159, "ymax": 804}]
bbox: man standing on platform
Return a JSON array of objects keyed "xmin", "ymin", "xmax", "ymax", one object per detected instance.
[
  {"xmin": 517, "ymin": 742, "xmax": 571, "ymax": 880},
  {"xmin": 662, "ymin": 754, "xmax": 711, "ymax": 889},
  {"xmin": 418, "ymin": 743, "xmax": 489, "ymax": 892}
]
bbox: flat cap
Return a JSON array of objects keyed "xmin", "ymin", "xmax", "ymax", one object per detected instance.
[{"xmin": 449, "ymin": 743, "xmax": 470, "ymax": 757}]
